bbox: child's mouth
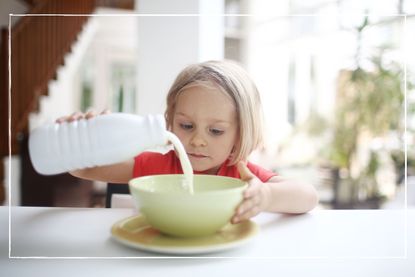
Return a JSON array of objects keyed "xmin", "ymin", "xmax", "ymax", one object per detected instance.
[{"xmin": 188, "ymin": 153, "xmax": 208, "ymax": 159}]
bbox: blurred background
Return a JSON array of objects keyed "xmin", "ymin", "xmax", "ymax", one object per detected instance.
[{"xmin": 1, "ymin": 0, "xmax": 414, "ymax": 209}]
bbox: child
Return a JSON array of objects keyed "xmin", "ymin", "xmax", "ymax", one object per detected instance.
[{"xmin": 59, "ymin": 60, "xmax": 319, "ymax": 223}]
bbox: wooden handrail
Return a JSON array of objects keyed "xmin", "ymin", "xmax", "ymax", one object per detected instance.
[
  {"xmin": 0, "ymin": 29, "xmax": 8, "ymax": 158},
  {"xmin": 0, "ymin": 28, "xmax": 8, "ymax": 204},
  {"xmin": 9, "ymin": 0, "xmax": 96, "ymax": 153}
]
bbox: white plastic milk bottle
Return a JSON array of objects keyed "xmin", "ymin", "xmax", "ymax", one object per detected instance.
[
  {"xmin": 29, "ymin": 113, "xmax": 194, "ymax": 193},
  {"xmin": 29, "ymin": 113, "xmax": 168, "ymax": 175}
]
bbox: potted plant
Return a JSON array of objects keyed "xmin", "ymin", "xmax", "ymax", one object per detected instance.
[{"xmin": 323, "ymin": 21, "xmax": 409, "ymax": 206}]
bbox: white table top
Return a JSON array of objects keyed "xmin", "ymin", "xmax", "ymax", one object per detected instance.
[{"xmin": 1, "ymin": 206, "xmax": 415, "ymax": 276}]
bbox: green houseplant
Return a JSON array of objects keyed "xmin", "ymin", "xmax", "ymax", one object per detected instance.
[{"xmin": 323, "ymin": 16, "xmax": 408, "ymax": 208}]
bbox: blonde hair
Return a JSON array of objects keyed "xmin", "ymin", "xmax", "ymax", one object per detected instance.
[{"xmin": 165, "ymin": 60, "xmax": 264, "ymax": 165}]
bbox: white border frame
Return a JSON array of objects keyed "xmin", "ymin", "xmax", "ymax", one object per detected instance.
[{"xmin": 7, "ymin": 13, "xmax": 409, "ymax": 260}]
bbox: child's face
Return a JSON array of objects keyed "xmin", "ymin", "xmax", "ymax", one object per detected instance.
[{"xmin": 172, "ymin": 85, "xmax": 238, "ymax": 174}]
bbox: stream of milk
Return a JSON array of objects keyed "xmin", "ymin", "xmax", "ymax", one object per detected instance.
[{"xmin": 166, "ymin": 131, "xmax": 194, "ymax": 194}]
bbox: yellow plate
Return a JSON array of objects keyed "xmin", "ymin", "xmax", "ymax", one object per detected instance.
[{"xmin": 111, "ymin": 215, "xmax": 258, "ymax": 255}]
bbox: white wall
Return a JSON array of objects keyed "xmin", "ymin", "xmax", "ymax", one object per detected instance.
[
  {"xmin": 245, "ymin": 1, "xmax": 292, "ymax": 155},
  {"xmin": 135, "ymin": 0, "xmax": 224, "ymax": 115},
  {"xmin": 86, "ymin": 8, "xmax": 138, "ymax": 112}
]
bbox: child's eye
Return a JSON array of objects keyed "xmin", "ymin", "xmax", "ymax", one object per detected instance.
[
  {"xmin": 209, "ymin": 128, "xmax": 224, "ymax": 136},
  {"xmin": 180, "ymin": 123, "xmax": 193, "ymax": 130}
]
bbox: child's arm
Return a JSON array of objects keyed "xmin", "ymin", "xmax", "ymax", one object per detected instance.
[
  {"xmin": 231, "ymin": 162, "xmax": 319, "ymax": 224},
  {"xmin": 70, "ymin": 160, "xmax": 134, "ymax": 184}
]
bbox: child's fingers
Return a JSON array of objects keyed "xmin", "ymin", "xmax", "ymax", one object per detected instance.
[
  {"xmin": 55, "ymin": 112, "xmax": 82, "ymax": 123},
  {"xmin": 86, "ymin": 108, "xmax": 110, "ymax": 119},
  {"xmin": 232, "ymin": 179, "xmax": 266, "ymax": 223},
  {"xmin": 55, "ymin": 116, "xmax": 67, "ymax": 123},
  {"xmin": 85, "ymin": 110, "xmax": 98, "ymax": 119},
  {"xmin": 232, "ymin": 200, "xmax": 261, "ymax": 223},
  {"xmin": 55, "ymin": 109, "xmax": 109, "ymax": 124},
  {"xmin": 100, "ymin": 109, "xmax": 111, "ymax": 115},
  {"xmin": 237, "ymin": 161, "xmax": 255, "ymax": 181},
  {"xmin": 239, "ymin": 193, "xmax": 261, "ymax": 213},
  {"xmin": 69, "ymin": 112, "xmax": 84, "ymax": 122},
  {"xmin": 233, "ymin": 193, "xmax": 261, "ymax": 222},
  {"xmin": 238, "ymin": 206, "xmax": 260, "ymax": 222}
]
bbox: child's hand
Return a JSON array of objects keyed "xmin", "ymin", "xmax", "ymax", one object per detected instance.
[
  {"xmin": 55, "ymin": 109, "xmax": 110, "ymax": 123},
  {"xmin": 231, "ymin": 162, "xmax": 270, "ymax": 224}
]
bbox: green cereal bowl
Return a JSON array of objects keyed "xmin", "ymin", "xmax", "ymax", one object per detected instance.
[{"xmin": 129, "ymin": 174, "xmax": 247, "ymax": 238}]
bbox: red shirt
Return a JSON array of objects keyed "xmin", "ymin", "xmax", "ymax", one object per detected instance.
[{"xmin": 133, "ymin": 150, "xmax": 277, "ymax": 182}]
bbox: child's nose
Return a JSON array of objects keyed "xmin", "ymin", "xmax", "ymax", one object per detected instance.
[{"xmin": 190, "ymin": 132, "xmax": 207, "ymax": 147}]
